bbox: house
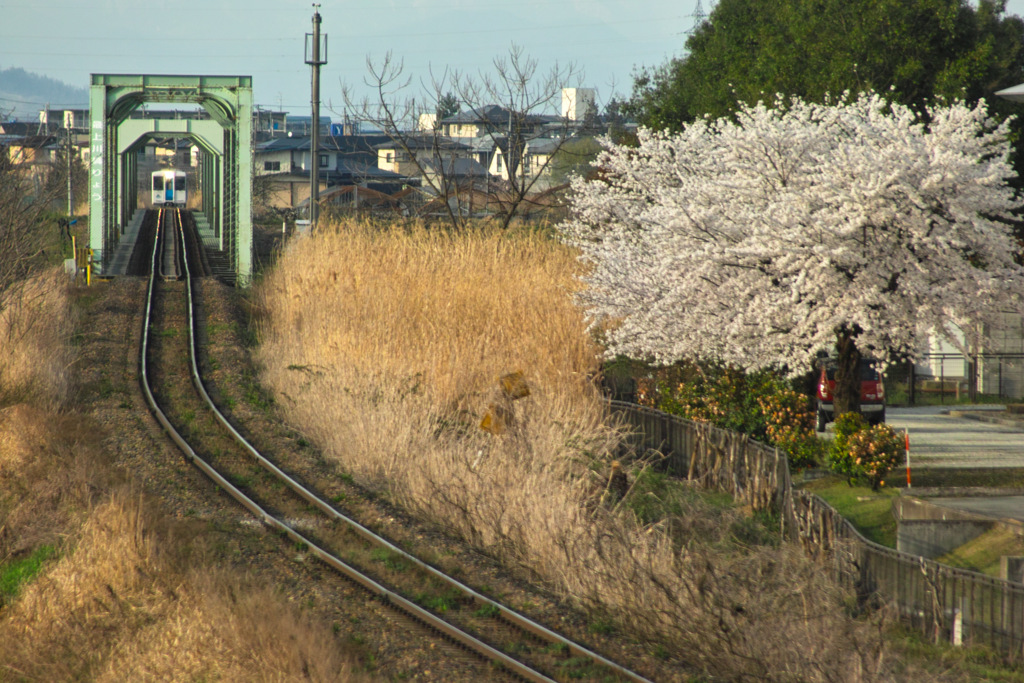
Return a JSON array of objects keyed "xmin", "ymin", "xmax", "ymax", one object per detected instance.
[
  {"xmin": 916, "ymin": 315, "xmax": 1024, "ymax": 399},
  {"xmin": 420, "ymin": 156, "xmax": 492, "ymax": 193},
  {"xmin": 489, "ymin": 136, "xmax": 562, "ymax": 189},
  {"xmin": 253, "ymin": 108, "xmax": 289, "ymax": 139},
  {"xmin": 428, "ymin": 89, "xmax": 609, "ymax": 191},
  {"xmin": 438, "ymin": 105, "xmax": 556, "ymax": 140},
  {"xmin": 255, "ymin": 134, "xmax": 418, "ymax": 210},
  {"xmin": 4, "ymin": 135, "xmax": 58, "ymax": 166},
  {"xmin": 38, "ymin": 107, "xmax": 90, "ymax": 133},
  {"xmin": 281, "ymin": 115, "xmax": 332, "ymax": 139},
  {"xmin": 374, "ymin": 135, "xmax": 474, "ymax": 176}
]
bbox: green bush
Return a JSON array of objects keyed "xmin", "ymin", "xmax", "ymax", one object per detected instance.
[
  {"xmin": 651, "ymin": 363, "xmax": 789, "ymax": 442},
  {"xmin": 828, "ymin": 412, "xmax": 905, "ymax": 490},
  {"xmin": 648, "ymin": 362, "xmax": 826, "ymax": 469}
]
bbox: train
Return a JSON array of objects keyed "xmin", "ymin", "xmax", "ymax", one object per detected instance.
[{"xmin": 151, "ymin": 169, "xmax": 187, "ymax": 207}]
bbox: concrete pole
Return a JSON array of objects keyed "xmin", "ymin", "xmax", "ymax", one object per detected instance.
[
  {"xmin": 66, "ymin": 117, "xmax": 73, "ymax": 217},
  {"xmin": 307, "ymin": 5, "xmax": 324, "ymax": 231}
]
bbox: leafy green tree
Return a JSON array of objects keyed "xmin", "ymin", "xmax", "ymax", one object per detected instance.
[
  {"xmin": 436, "ymin": 91, "xmax": 460, "ymax": 120},
  {"xmin": 547, "ymin": 137, "xmax": 602, "ymax": 184},
  {"xmin": 626, "ymin": 0, "xmax": 1024, "ymax": 131}
]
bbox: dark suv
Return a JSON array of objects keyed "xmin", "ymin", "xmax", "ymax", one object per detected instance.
[{"xmin": 815, "ymin": 358, "xmax": 886, "ymax": 431}]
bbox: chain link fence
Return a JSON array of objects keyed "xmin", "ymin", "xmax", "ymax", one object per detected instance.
[{"xmin": 885, "ymin": 354, "xmax": 1024, "ymax": 405}]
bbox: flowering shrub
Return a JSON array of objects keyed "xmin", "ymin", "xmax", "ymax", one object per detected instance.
[
  {"xmin": 828, "ymin": 413, "xmax": 905, "ymax": 490},
  {"xmin": 653, "ymin": 364, "xmax": 784, "ymax": 441},
  {"xmin": 757, "ymin": 388, "xmax": 824, "ymax": 470},
  {"xmin": 650, "ymin": 362, "xmax": 825, "ymax": 469},
  {"xmin": 846, "ymin": 426, "xmax": 905, "ymax": 491}
]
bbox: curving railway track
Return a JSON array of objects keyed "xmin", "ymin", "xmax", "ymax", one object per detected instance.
[{"xmin": 139, "ymin": 209, "xmax": 655, "ymax": 683}]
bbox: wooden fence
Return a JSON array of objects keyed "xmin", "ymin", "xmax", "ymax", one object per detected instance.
[{"xmin": 610, "ymin": 400, "xmax": 1024, "ymax": 657}]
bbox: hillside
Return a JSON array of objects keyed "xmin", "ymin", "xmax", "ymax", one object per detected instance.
[{"xmin": 0, "ymin": 67, "xmax": 88, "ymax": 120}]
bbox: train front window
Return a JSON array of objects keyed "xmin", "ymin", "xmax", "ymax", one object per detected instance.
[
  {"xmin": 175, "ymin": 176, "xmax": 186, "ymax": 191},
  {"xmin": 153, "ymin": 176, "xmax": 164, "ymax": 191}
]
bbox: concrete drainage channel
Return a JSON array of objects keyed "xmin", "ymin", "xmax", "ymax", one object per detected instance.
[{"xmin": 894, "ymin": 494, "xmax": 1024, "ymax": 581}]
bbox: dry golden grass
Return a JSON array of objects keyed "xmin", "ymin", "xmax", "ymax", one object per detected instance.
[
  {"xmin": 252, "ymin": 219, "xmax": 931, "ymax": 681},
  {"xmin": 0, "ymin": 403, "xmax": 47, "ymax": 471},
  {"xmin": 0, "ymin": 491, "xmax": 361, "ymax": 682},
  {"xmin": 256, "ymin": 222, "xmax": 614, "ymax": 558},
  {"xmin": 0, "ymin": 270, "xmax": 367, "ymax": 682},
  {"xmin": 0, "ymin": 268, "xmax": 76, "ymax": 409}
]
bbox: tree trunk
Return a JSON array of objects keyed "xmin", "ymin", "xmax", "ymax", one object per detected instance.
[{"xmin": 834, "ymin": 327, "xmax": 862, "ymax": 418}]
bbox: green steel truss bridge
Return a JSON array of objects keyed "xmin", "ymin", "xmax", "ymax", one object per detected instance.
[{"xmin": 89, "ymin": 74, "xmax": 253, "ymax": 285}]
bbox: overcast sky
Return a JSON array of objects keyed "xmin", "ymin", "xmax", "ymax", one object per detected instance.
[
  {"xmin": 5, "ymin": 0, "xmax": 1024, "ymax": 118},
  {"xmin": 2, "ymin": 0, "xmax": 696, "ymax": 115}
]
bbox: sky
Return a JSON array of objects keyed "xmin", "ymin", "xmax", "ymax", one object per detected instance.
[
  {"xmin": 2, "ymin": 0, "xmax": 701, "ymax": 117},
  {"xmin": 7, "ymin": 0, "xmax": 1024, "ymax": 121}
]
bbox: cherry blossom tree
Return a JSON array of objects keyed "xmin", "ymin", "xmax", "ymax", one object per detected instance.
[{"xmin": 559, "ymin": 93, "xmax": 1024, "ymax": 416}]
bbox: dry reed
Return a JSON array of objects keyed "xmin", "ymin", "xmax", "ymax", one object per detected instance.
[
  {"xmin": 253, "ymin": 219, "xmax": 932, "ymax": 681},
  {"xmin": 0, "ymin": 270, "xmax": 364, "ymax": 681},
  {"xmin": 0, "ymin": 491, "xmax": 360, "ymax": 681},
  {"xmin": 0, "ymin": 267, "xmax": 75, "ymax": 409}
]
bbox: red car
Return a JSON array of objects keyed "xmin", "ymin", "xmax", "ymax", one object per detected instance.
[{"xmin": 816, "ymin": 358, "xmax": 886, "ymax": 431}]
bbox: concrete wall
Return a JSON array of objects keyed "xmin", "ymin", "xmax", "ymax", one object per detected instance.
[
  {"xmin": 895, "ymin": 496, "xmax": 997, "ymax": 559},
  {"xmin": 897, "ymin": 519, "xmax": 994, "ymax": 559},
  {"xmin": 1002, "ymin": 557, "xmax": 1024, "ymax": 583}
]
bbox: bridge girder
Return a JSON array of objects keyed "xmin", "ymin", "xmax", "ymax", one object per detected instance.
[{"xmin": 89, "ymin": 74, "xmax": 253, "ymax": 284}]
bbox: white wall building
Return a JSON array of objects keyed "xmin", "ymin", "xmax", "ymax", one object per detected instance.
[{"xmin": 561, "ymin": 88, "xmax": 596, "ymax": 122}]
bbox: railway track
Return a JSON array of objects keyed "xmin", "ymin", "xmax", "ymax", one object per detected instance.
[{"xmin": 140, "ymin": 209, "xmax": 655, "ymax": 683}]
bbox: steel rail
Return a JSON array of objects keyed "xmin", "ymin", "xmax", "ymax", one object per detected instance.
[
  {"xmin": 139, "ymin": 209, "xmax": 632, "ymax": 683},
  {"xmin": 177, "ymin": 222, "xmax": 655, "ymax": 683},
  {"xmin": 156, "ymin": 209, "xmax": 181, "ymax": 281},
  {"xmin": 176, "ymin": 235, "xmax": 654, "ymax": 683}
]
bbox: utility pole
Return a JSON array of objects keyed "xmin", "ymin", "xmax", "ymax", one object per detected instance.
[
  {"xmin": 305, "ymin": 4, "xmax": 327, "ymax": 230},
  {"xmin": 66, "ymin": 113, "xmax": 73, "ymax": 217}
]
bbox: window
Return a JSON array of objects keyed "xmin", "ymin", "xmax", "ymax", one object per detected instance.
[
  {"xmin": 319, "ymin": 154, "xmax": 329, "ymax": 168},
  {"xmin": 152, "ymin": 176, "xmax": 164, "ymax": 191},
  {"xmin": 264, "ymin": 160, "xmax": 281, "ymax": 171},
  {"xmin": 175, "ymin": 176, "xmax": 186, "ymax": 191}
]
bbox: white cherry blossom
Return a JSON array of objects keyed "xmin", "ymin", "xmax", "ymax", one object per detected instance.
[{"xmin": 559, "ymin": 93, "xmax": 1024, "ymax": 375}]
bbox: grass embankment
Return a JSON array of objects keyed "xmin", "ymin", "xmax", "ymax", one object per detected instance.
[
  {"xmin": 798, "ymin": 476, "xmax": 901, "ymax": 547},
  {"xmin": 253, "ymin": 219, "xmax": 952, "ymax": 681},
  {"xmin": 937, "ymin": 528, "xmax": 1024, "ymax": 576},
  {"xmin": 800, "ymin": 474, "xmax": 1024, "ymax": 579},
  {"xmin": 0, "ymin": 269, "xmax": 361, "ymax": 680}
]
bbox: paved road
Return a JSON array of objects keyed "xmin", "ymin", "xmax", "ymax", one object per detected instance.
[
  {"xmin": 883, "ymin": 406, "xmax": 1024, "ymax": 469},
  {"xmin": 873, "ymin": 406, "xmax": 1024, "ymax": 522},
  {"xmin": 924, "ymin": 495, "xmax": 1024, "ymax": 523}
]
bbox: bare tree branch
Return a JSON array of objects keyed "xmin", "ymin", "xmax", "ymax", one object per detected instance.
[{"xmin": 339, "ymin": 44, "xmax": 588, "ymax": 229}]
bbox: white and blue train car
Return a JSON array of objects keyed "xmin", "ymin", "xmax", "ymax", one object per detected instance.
[{"xmin": 151, "ymin": 169, "xmax": 187, "ymax": 207}]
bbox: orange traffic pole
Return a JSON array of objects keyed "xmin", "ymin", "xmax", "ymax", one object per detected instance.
[{"xmin": 905, "ymin": 429, "xmax": 911, "ymax": 488}]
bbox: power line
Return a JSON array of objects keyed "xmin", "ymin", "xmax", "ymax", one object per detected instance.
[{"xmin": 0, "ymin": 94, "xmax": 85, "ymax": 107}]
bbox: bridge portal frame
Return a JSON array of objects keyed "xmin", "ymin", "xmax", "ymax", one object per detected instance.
[{"xmin": 89, "ymin": 74, "xmax": 253, "ymax": 284}]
